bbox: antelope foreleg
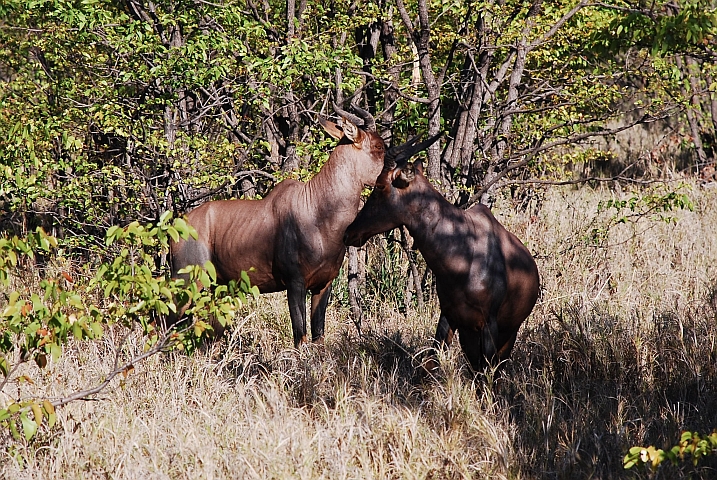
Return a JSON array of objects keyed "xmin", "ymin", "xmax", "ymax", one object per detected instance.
[
  {"xmin": 496, "ymin": 331, "xmax": 518, "ymax": 361},
  {"xmin": 423, "ymin": 314, "xmax": 454, "ymax": 376},
  {"xmin": 482, "ymin": 317, "xmax": 499, "ymax": 365},
  {"xmin": 433, "ymin": 314, "xmax": 454, "ymax": 349},
  {"xmin": 457, "ymin": 327, "xmax": 486, "ymax": 372},
  {"xmin": 287, "ymin": 281, "xmax": 308, "ymax": 347}
]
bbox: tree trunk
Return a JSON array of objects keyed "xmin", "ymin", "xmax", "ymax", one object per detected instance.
[
  {"xmin": 676, "ymin": 55, "xmax": 708, "ymax": 171},
  {"xmin": 380, "ymin": 15, "xmax": 400, "ymax": 144},
  {"xmin": 396, "ymin": 0, "xmax": 442, "ymax": 182},
  {"xmin": 347, "ymin": 246, "xmax": 364, "ymax": 335},
  {"xmin": 443, "ymin": 47, "xmax": 486, "ymax": 205},
  {"xmin": 400, "ymin": 226, "xmax": 424, "ymax": 311},
  {"xmin": 702, "ymin": 71, "xmax": 717, "ymax": 161},
  {"xmin": 282, "ymin": 91, "xmax": 301, "ymax": 172},
  {"xmin": 481, "ymin": 15, "xmax": 533, "ymax": 206}
]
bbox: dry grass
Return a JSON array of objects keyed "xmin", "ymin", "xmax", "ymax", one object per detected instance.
[{"xmin": 2, "ymin": 182, "xmax": 717, "ymax": 479}]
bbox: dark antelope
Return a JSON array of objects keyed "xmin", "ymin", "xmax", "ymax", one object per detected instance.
[
  {"xmin": 344, "ymin": 156, "xmax": 539, "ymax": 371},
  {"xmin": 170, "ymin": 107, "xmax": 435, "ymax": 347}
]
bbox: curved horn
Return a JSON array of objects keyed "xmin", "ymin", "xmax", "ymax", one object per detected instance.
[
  {"xmin": 332, "ymin": 102, "xmax": 364, "ymax": 128},
  {"xmin": 332, "ymin": 102, "xmax": 377, "ymax": 132},
  {"xmin": 384, "ymin": 135, "xmax": 420, "ymax": 171},
  {"xmin": 350, "ymin": 104, "xmax": 376, "ymax": 132}
]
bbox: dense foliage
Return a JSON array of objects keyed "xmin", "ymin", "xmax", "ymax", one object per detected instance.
[
  {"xmin": 1, "ymin": 0, "xmax": 717, "ymax": 473},
  {"xmin": 2, "ymin": 0, "xmax": 715, "ymax": 240}
]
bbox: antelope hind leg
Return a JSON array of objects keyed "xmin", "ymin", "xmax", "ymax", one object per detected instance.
[
  {"xmin": 310, "ymin": 283, "xmax": 332, "ymax": 343},
  {"xmin": 421, "ymin": 314, "xmax": 454, "ymax": 376}
]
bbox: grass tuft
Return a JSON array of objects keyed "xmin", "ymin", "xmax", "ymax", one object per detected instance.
[{"xmin": 3, "ymin": 182, "xmax": 717, "ymax": 478}]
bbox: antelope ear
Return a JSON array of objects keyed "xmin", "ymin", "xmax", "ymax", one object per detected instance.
[
  {"xmin": 375, "ymin": 167, "xmax": 395, "ymax": 189},
  {"xmin": 342, "ymin": 117, "xmax": 365, "ymax": 145},
  {"xmin": 414, "ymin": 159, "xmax": 425, "ymax": 175},
  {"xmin": 392, "ymin": 165, "xmax": 415, "ymax": 189},
  {"xmin": 319, "ymin": 117, "xmax": 344, "ymax": 140}
]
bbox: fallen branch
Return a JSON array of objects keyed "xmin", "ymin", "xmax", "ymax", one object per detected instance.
[{"xmin": 46, "ymin": 325, "xmax": 188, "ymax": 408}]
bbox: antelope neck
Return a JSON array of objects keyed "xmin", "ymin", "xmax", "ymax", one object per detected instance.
[
  {"xmin": 403, "ymin": 183, "xmax": 456, "ymax": 262},
  {"xmin": 305, "ymin": 146, "xmax": 372, "ymax": 222}
]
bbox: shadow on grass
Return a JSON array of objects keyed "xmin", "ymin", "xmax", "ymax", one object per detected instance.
[
  {"xmin": 183, "ymin": 292, "xmax": 717, "ymax": 479},
  {"xmin": 505, "ymin": 300, "xmax": 717, "ymax": 479}
]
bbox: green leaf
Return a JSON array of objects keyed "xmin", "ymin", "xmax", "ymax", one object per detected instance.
[
  {"xmin": 9, "ymin": 417, "xmax": 20, "ymax": 440},
  {"xmin": 173, "ymin": 217, "xmax": 189, "ymax": 236},
  {"xmin": 8, "ymin": 291, "xmax": 20, "ymax": 305},
  {"xmin": 89, "ymin": 322, "xmax": 103, "ymax": 338},
  {"xmin": 155, "ymin": 300, "xmax": 169, "ymax": 315},
  {"xmin": 104, "ymin": 280, "xmax": 117, "ymax": 298},
  {"xmin": 30, "ymin": 402, "xmax": 43, "ymax": 424},
  {"xmin": 159, "ymin": 211, "xmax": 172, "ymax": 224},
  {"xmin": 47, "ymin": 412, "xmax": 57, "ymax": 429},
  {"xmin": 72, "ymin": 322, "xmax": 83, "ymax": 339},
  {"xmin": 106, "ymin": 225, "xmax": 121, "ymax": 245},
  {"xmin": 128, "ymin": 300, "xmax": 146, "ymax": 314},
  {"xmin": 50, "ymin": 343, "xmax": 62, "ymax": 362},
  {"xmin": 21, "ymin": 413, "xmax": 38, "ymax": 441},
  {"xmin": 199, "ymin": 271, "xmax": 211, "ymax": 289},
  {"xmin": 167, "ymin": 226, "xmax": 179, "ymax": 243},
  {"xmin": 7, "ymin": 249, "xmax": 17, "ymax": 267},
  {"xmin": 204, "ymin": 261, "xmax": 217, "ymax": 283}
]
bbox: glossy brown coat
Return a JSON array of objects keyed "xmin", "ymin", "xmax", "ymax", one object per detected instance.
[
  {"xmin": 344, "ymin": 161, "xmax": 539, "ymax": 370},
  {"xmin": 170, "ymin": 119, "xmax": 386, "ymax": 347}
]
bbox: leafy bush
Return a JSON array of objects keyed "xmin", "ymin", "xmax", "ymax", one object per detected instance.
[
  {"xmin": 0, "ymin": 213, "xmax": 257, "ymax": 442},
  {"xmin": 624, "ymin": 431, "xmax": 717, "ymax": 470}
]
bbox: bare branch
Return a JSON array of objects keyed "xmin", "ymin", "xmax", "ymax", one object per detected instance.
[
  {"xmin": 352, "ymin": 70, "xmax": 432, "ymax": 104},
  {"xmin": 499, "ymin": 176, "xmax": 674, "ymax": 188},
  {"xmin": 528, "ymin": 0, "xmax": 590, "ymax": 51},
  {"xmin": 465, "ymin": 113, "xmax": 673, "ymax": 207},
  {"xmin": 587, "ymin": 2, "xmax": 658, "ymax": 19},
  {"xmin": 394, "ymin": 0, "xmax": 415, "ymax": 34},
  {"xmin": 183, "ymin": 169, "xmax": 278, "ymax": 208},
  {"xmin": 48, "ymin": 326, "xmax": 185, "ymax": 408}
]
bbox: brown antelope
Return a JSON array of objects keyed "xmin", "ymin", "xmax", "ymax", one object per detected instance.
[
  {"xmin": 170, "ymin": 107, "xmax": 436, "ymax": 347},
  {"xmin": 344, "ymin": 156, "xmax": 540, "ymax": 371}
]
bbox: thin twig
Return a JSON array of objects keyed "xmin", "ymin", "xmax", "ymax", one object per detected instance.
[
  {"xmin": 499, "ymin": 175, "xmax": 678, "ymax": 188},
  {"xmin": 47, "ymin": 326, "xmax": 185, "ymax": 408}
]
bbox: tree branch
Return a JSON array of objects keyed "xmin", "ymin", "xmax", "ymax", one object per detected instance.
[
  {"xmin": 47, "ymin": 326, "xmax": 185, "ymax": 408},
  {"xmin": 465, "ymin": 113, "xmax": 672, "ymax": 207},
  {"xmin": 528, "ymin": 0, "xmax": 590, "ymax": 51}
]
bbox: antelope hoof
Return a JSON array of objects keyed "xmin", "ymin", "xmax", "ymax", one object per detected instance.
[
  {"xmin": 295, "ymin": 335, "xmax": 309, "ymax": 348},
  {"xmin": 419, "ymin": 356, "xmax": 441, "ymax": 382}
]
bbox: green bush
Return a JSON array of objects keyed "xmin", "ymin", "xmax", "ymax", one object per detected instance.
[
  {"xmin": 625, "ymin": 431, "xmax": 717, "ymax": 470},
  {"xmin": 0, "ymin": 212, "xmax": 257, "ymax": 442}
]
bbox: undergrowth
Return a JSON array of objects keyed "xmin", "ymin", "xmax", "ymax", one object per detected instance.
[{"xmin": 2, "ymin": 183, "xmax": 717, "ymax": 479}]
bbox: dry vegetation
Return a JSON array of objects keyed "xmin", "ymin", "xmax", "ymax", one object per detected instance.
[{"xmin": 2, "ymin": 182, "xmax": 717, "ymax": 479}]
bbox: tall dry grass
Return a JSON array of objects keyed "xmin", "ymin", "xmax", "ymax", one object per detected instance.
[{"xmin": 2, "ymin": 182, "xmax": 717, "ymax": 479}]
